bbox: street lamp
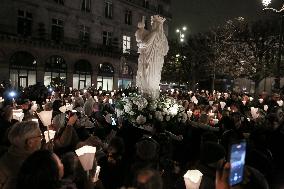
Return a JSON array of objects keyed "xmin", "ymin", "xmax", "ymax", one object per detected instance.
[
  {"xmin": 176, "ymin": 26, "xmax": 187, "ymax": 43},
  {"xmin": 262, "ymin": 0, "xmax": 284, "ymax": 90}
]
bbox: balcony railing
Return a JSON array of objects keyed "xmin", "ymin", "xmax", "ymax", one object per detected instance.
[
  {"xmin": 120, "ymin": 0, "xmax": 172, "ymax": 18},
  {"xmin": 0, "ymin": 32, "xmax": 138, "ymax": 61}
]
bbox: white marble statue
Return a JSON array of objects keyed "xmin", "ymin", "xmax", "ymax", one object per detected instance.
[{"xmin": 135, "ymin": 15, "xmax": 169, "ymax": 99}]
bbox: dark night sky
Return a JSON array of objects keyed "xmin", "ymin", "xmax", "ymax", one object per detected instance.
[{"xmin": 169, "ymin": 0, "xmax": 268, "ymax": 38}]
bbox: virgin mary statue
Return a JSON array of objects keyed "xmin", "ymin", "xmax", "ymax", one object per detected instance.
[{"xmin": 135, "ymin": 15, "xmax": 169, "ymax": 99}]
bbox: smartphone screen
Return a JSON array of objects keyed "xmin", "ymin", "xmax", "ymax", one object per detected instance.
[
  {"xmin": 111, "ymin": 117, "xmax": 116, "ymax": 126},
  {"xmin": 229, "ymin": 141, "xmax": 246, "ymax": 186}
]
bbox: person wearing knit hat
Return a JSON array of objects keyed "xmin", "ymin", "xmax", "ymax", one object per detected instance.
[
  {"xmin": 197, "ymin": 142, "xmax": 226, "ymax": 189},
  {"xmin": 136, "ymin": 137, "xmax": 159, "ymax": 161},
  {"xmin": 200, "ymin": 142, "xmax": 225, "ymax": 165}
]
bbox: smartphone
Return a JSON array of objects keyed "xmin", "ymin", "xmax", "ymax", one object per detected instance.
[
  {"xmin": 111, "ymin": 117, "xmax": 116, "ymax": 126},
  {"xmin": 229, "ymin": 140, "xmax": 246, "ymax": 186}
]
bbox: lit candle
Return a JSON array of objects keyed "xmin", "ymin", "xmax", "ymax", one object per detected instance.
[
  {"xmin": 184, "ymin": 170, "xmax": 203, "ymax": 189},
  {"xmin": 208, "ymin": 110, "xmax": 214, "ymax": 117},
  {"xmin": 31, "ymin": 119, "xmax": 38, "ymax": 123}
]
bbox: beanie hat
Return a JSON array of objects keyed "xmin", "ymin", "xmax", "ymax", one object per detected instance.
[
  {"xmin": 200, "ymin": 142, "xmax": 225, "ymax": 164},
  {"xmin": 136, "ymin": 137, "xmax": 159, "ymax": 161}
]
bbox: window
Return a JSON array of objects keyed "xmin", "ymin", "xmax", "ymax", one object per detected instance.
[
  {"xmin": 118, "ymin": 79, "xmax": 132, "ymax": 89},
  {"xmin": 79, "ymin": 25, "xmax": 90, "ymax": 42},
  {"xmin": 103, "ymin": 31, "xmax": 112, "ymax": 46},
  {"xmin": 51, "ymin": 18, "xmax": 64, "ymax": 42},
  {"xmin": 105, "ymin": 1, "xmax": 113, "ymax": 19},
  {"xmin": 125, "ymin": 10, "xmax": 132, "ymax": 25},
  {"xmin": 97, "ymin": 76, "xmax": 113, "ymax": 91},
  {"xmin": 73, "ymin": 60, "xmax": 92, "ymax": 89},
  {"xmin": 142, "ymin": 0, "xmax": 149, "ymax": 9},
  {"xmin": 9, "ymin": 51, "xmax": 37, "ymax": 88},
  {"xmin": 17, "ymin": 10, "xmax": 33, "ymax": 37},
  {"xmin": 123, "ymin": 35, "xmax": 131, "ymax": 53},
  {"xmin": 158, "ymin": 4, "xmax": 163, "ymax": 14},
  {"xmin": 81, "ymin": 0, "xmax": 91, "ymax": 12},
  {"xmin": 97, "ymin": 63, "xmax": 114, "ymax": 91},
  {"xmin": 119, "ymin": 65, "xmax": 133, "ymax": 89},
  {"xmin": 44, "ymin": 55, "xmax": 67, "ymax": 86},
  {"xmin": 98, "ymin": 63, "xmax": 114, "ymax": 74},
  {"xmin": 54, "ymin": 0, "xmax": 64, "ymax": 5}
]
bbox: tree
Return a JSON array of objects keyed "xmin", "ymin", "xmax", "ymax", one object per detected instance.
[
  {"xmin": 163, "ymin": 35, "xmax": 214, "ymax": 90},
  {"xmin": 208, "ymin": 17, "xmax": 279, "ymax": 91},
  {"xmin": 162, "ymin": 40, "xmax": 190, "ymax": 84}
]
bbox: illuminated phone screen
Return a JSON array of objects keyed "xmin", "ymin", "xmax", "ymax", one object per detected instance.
[
  {"xmin": 229, "ymin": 141, "xmax": 246, "ymax": 186},
  {"xmin": 111, "ymin": 117, "xmax": 116, "ymax": 126}
]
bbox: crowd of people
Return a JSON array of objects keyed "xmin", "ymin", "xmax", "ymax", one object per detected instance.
[{"xmin": 0, "ymin": 85, "xmax": 283, "ymax": 189}]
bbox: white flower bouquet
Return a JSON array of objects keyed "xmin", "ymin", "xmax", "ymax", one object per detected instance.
[{"xmin": 115, "ymin": 94, "xmax": 187, "ymax": 128}]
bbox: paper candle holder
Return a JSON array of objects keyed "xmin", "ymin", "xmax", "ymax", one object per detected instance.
[
  {"xmin": 250, "ymin": 107, "xmax": 259, "ymax": 119},
  {"xmin": 59, "ymin": 106, "xmax": 67, "ymax": 113},
  {"xmin": 44, "ymin": 130, "xmax": 56, "ymax": 142},
  {"xmin": 75, "ymin": 146, "xmax": 96, "ymax": 171},
  {"xmin": 13, "ymin": 112, "xmax": 24, "ymax": 122},
  {"xmin": 220, "ymin": 102, "xmax": 226, "ymax": 109},
  {"xmin": 264, "ymin": 105, "xmax": 268, "ymax": 111},
  {"xmin": 37, "ymin": 110, "xmax": 53, "ymax": 127},
  {"xmin": 277, "ymin": 100, "xmax": 283, "ymax": 107},
  {"xmin": 184, "ymin": 170, "xmax": 203, "ymax": 189}
]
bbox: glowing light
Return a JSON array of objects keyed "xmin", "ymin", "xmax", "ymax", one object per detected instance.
[
  {"xmin": 182, "ymin": 26, "xmax": 187, "ymax": 31},
  {"xmin": 9, "ymin": 91, "xmax": 16, "ymax": 97},
  {"xmin": 262, "ymin": 0, "xmax": 271, "ymax": 7},
  {"xmin": 176, "ymin": 29, "xmax": 180, "ymax": 33}
]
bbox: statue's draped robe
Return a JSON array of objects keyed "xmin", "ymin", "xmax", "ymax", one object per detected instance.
[{"xmin": 136, "ymin": 21, "xmax": 169, "ymax": 99}]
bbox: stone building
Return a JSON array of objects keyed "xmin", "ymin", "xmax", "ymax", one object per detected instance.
[{"xmin": 0, "ymin": 0, "xmax": 171, "ymax": 91}]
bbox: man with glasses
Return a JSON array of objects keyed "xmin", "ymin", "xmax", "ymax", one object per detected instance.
[{"xmin": 0, "ymin": 121, "xmax": 42, "ymax": 189}]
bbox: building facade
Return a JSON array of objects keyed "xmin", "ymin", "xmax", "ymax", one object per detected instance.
[{"xmin": 0, "ymin": 0, "xmax": 171, "ymax": 91}]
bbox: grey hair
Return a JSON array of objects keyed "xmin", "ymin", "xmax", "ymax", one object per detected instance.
[
  {"xmin": 44, "ymin": 102, "xmax": 53, "ymax": 111},
  {"xmin": 52, "ymin": 113, "xmax": 66, "ymax": 130},
  {"xmin": 8, "ymin": 121, "xmax": 40, "ymax": 148}
]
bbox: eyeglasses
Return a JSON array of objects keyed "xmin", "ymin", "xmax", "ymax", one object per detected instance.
[
  {"xmin": 25, "ymin": 134, "xmax": 43, "ymax": 144},
  {"xmin": 29, "ymin": 134, "xmax": 43, "ymax": 140}
]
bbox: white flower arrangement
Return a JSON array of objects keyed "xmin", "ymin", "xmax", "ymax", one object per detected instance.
[{"xmin": 115, "ymin": 94, "xmax": 187, "ymax": 127}]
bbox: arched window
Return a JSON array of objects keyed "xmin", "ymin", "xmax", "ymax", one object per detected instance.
[
  {"xmin": 97, "ymin": 62, "xmax": 114, "ymax": 91},
  {"xmin": 119, "ymin": 65, "xmax": 133, "ymax": 89},
  {"xmin": 9, "ymin": 51, "xmax": 37, "ymax": 88},
  {"xmin": 73, "ymin": 59, "xmax": 92, "ymax": 90},
  {"xmin": 44, "ymin": 55, "xmax": 67, "ymax": 86}
]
